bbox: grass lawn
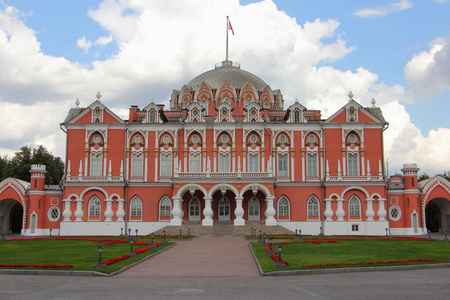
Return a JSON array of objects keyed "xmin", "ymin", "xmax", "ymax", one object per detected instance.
[
  {"xmin": 0, "ymin": 236, "xmax": 176, "ymax": 274},
  {"xmin": 250, "ymin": 236, "xmax": 450, "ymax": 273}
]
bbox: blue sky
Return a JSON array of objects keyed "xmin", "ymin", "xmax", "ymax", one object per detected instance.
[{"xmin": 0, "ymin": 0, "xmax": 449, "ymax": 175}]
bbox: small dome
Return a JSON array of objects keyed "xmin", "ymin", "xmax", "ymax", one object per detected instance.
[{"xmin": 187, "ymin": 60, "xmax": 267, "ymax": 90}]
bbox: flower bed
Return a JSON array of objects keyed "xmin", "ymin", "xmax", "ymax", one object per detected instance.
[
  {"xmin": 101, "ymin": 245, "xmax": 161, "ymax": 266},
  {"xmin": 0, "ymin": 264, "xmax": 73, "ymax": 268},
  {"xmin": 302, "ymin": 259, "xmax": 444, "ymax": 269}
]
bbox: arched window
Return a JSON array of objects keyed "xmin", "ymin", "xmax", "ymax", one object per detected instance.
[
  {"xmin": 189, "ymin": 197, "xmax": 201, "ymax": 220},
  {"xmin": 294, "ymin": 110, "xmax": 300, "ymax": 123},
  {"xmin": 160, "ymin": 153, "xmax": 172, "ymax": 177},
  {"xmin": 130, "ymin": 197, "xmax": 142, "ymax": 217},
  {"xmin": 349, "ymin": 196, "xmax": 361, "ymax": 217},
  {"xmin": 89, "ymin": 196, "xmax": 101, "ymax": 217},
  {"xmin": 90, "ymin": 153, "xmax": 102, "ymax": 176},
  {"xmin": 278, "ymin": 196, "xmax": 290, "ymax": 218},
  {"xmin": 131, "ymin": 153, "xmax": 143, "ymax": 177},
  {"xmin": 307, "ymin": 153, "xmax": 318, "ymax": 177},
  {"xmin": 189, "ymin": 153, "xmax": 201, "ymax": 172},
  {"xmin": 307, "ymin": 196, "xmax": 319, "ymax": 217},
  {"xmin": 248, "ymin": 153, "xmax": 260, "ymax": 172},
  {"xmin": 159, "ymin": 196, "xmax": 172, "ymax": 218},
  {"xmin": 150, "ymin": 110, "xmax": 156, "ymax": 123},
  {"xmin": 277, "ymin": 153, "xmax": 288, "ymax": 177},
  {"xmin": 201, "ymin": 100, "xmax": 208, "ymax": 115}
]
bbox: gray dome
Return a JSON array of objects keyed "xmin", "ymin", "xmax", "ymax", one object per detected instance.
[{"xmin": 187, "ymin": 61, "xmax": 267, "ymax": 91}]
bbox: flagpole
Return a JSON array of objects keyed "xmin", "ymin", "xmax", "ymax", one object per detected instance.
[{"xmin": 226, "ymin": 16, "xmax": 229, "ymax": 61}]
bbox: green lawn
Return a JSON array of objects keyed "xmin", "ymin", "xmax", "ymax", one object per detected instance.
[
  {"xmin": 0, "ymin": 237, "xmax": 174, "ymax": 274},
  {"xmin": 250, "ymin": 236, "xmax": 450, "ymax": 273}
]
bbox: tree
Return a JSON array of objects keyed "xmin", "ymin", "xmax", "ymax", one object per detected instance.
[
  {"xmin": 418, "ymin": 173, "xmax": 430, "ymax": 182},
  {"xmin": 1, "ymin": 145, "xmax": 64, "ymax": 185}
]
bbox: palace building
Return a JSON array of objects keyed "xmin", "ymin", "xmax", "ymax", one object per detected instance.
[{"xmin": 1, "ymin": 60, "xmax": 449, "ymax": 236}]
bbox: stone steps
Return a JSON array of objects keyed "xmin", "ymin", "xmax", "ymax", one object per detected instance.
[{"xmin": 153, "ymin": 221, "xmax": 294, "ymax": 237}]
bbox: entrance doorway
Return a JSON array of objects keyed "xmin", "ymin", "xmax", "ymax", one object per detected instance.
[
  {"xmin": 0, "ymin": 199, "xmax": 23, "ymax": 234},
  {"xmin": 218, "ymin": 197, "xmax": 230, "ymax": 221},
  {"xmin": 189, "ymin": 197, "xmax": 201, "ymax": 221},
  {"xmin": 425, "ymin": 201, "xmax": 440, "ymax": 232},
  {"xmin": 248, "ymin": 196, "xmax": 260, "ymax": 220}
]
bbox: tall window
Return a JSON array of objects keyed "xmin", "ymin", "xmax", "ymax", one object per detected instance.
[
  {"xmin": 131, "ymin": 153, "xmax": 143, "ymax": 177},
  {"xmin": 201, "ymin": 100, "xmax": 208, "ymax": 115},
  {"xmin": 307, "ymin": 196, "xmax": 319, "ymax": 217},
  {"xmin": 160, "ymin": 154, "xmax": 172, "ymax": 177},
  {"xmin": 189, "ymin": 153, "xmax": 201, "ymax": 172},
  {"xmin": 307, "ymin": 153, "xmax": 318, "ymax": 177},
  {"xmin": 349, "ymin": 196, "xmax": 361, "ymax": 217},
  {"xmin": 278, "ymin": 196, "xmax": 290, "ymax": 217},
  {"xmin": 219, "ymin": 153, "xmax": 230, "ymax": 172},
  {"xmin": 248, "ymin": 153, "xmax": 260, "ymax": 172},
  {"xmin": 130, "ymin": 197, "xmax": 142, "ymax": 217},
  {"xmin": 90, "ymin": 153, "xmax": 102, "ymax": 176},
  {"xmin": 294, "ymin": 110, "xmax": 300, "ymax": 123},
  {"xmin": 347, "ymin": 153, "xmax": 359, "ymax": 176},
  {"xmin": 150, "ymin": 110, "xmax": 156, "ymax": 123},
  {"xmin": 278, "ymin": 153, "xmax": 288, "ymax": 177},
  {"xmin": 159, "ymin": 196, "xmax": 172, "ymax": 218},
  {"xmin": 89, "ymin": 196, "xmax": 101, "ymax": 217}
]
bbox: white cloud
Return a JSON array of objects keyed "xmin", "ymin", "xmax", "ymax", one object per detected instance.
[
  {"xmin": 405, "ymin": 36, "xmax": 450, "ymax": 99},
  {"xmin": 353, "ymin": 0, "xmax": 413, "ymax": 18},
  {"xmin": 76, "ymin": 36, "xmax": 92, "ymax": 52},
  {"xmin": 0, "ymin": 0, "xmax": 448, "ymax": 175}
]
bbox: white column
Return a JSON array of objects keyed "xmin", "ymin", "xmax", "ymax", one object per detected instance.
[
  {"xmin": 104, "ymin": 199, "xmax": 114, "ymax": 221},
  {"xmin": 365, "ymin": 199, "xmax": 375, "ymax": 221},
  {"xmin": 116, "ymin": 199, "xmax": 126, "ymax": 221},
  {"xmin": 202, "ymin": 196, "xmax": 214, "ymax": 226},
  {"xmin": 74, "ymin": 199, "xmax": 84, "ymax": 221},
  {"xmin": 324, "ymin": 198, "xmax": 333, "ymax": 221},
  {"xmin": 62, "ymin": 199, "xmax": 72, "ymax": 221},
  {"xmin": 377, "ymin": 198, "xmax": 387, "ymax": 221},
  {"xmin": 264, "ymin": 196, "xmax": 277, "ymax": 226},
  {"xmin": 336, "ymin": 199, "xmax": 345, "ymax": 221},
  {"xmin": 234, "ymin": 196, "xmax": 245, "ymax": 226},
  {"xmin": 170, "ymin": 196, "xmax": 184, "ymax": 226}
]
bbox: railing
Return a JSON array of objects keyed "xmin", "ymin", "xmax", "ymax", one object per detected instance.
[
  {"xmin": 177, "ymin": 172, "xmax": 271, "ymax": 178},
  {"xmin": 325, "ymin": 175, "xmax": 383, "ymax": 182},
  {"xmin": 66, "ymin": 176, "xmax": 122, "ymax": 182}
]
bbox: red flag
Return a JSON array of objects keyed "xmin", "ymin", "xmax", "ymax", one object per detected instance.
[{"xmin": 228, "ymin": 20, "xmax": 235, "ymax": 36}]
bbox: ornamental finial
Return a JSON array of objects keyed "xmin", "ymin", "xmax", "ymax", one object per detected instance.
[
  {"xmin": 371, "ymin": 98, "xmax": 376, "ymax": 107},
  {"xmin": 75, "ymin": 99, "xmax": 80, "ymax": 107},
  {"xmin": 348, "ymin": 91, "xmax": 354, "ymax": 101},
  {"xmin": 96, "ymin": 92, "xmax": 102, "ymax": 101}
]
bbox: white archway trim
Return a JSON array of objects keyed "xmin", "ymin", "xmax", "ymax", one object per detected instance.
[
  {"xmin": 176, "ymin": 184, "xmax": 208, "ymax": 198},
  {"xmin": 239, "ymin": 183, "xmax": 271, "ymax": 197},
  {"xmin": 80, "ymin": 186, "xmax": 109, "ymax": 200},
  {"xmin": 209, "ymin": 183, "xmax": 239, "ymax": 197},
  {"xmin": 0, "ymin": 178, "xmax": 28, "ymax": 207},
  {"xmin": 340, "ymin": 186, "xmax": 370, "ymax": 200}
]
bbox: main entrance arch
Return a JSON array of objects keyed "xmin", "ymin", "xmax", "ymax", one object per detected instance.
[
  {"xmin": 0, "ymin": 199, "xmax": 24, "ymax": 234},
  {"xmin": 421, "ymin": 176, "xmax": 450, "ymax": 233}
]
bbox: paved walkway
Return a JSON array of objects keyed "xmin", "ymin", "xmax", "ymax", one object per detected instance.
[{"xmin": 117, "ymin": 236, "xmax": 260, "ymax": 277}]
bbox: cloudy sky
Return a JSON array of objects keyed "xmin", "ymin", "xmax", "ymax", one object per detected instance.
[{"xmin": 0, "ymin": 0, "xmax": 449, "ymax": 176}]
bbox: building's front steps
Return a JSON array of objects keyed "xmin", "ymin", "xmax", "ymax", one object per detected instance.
[{"xmin": 154, "ymin": 220, "xmax": 294, "ymax": 237}]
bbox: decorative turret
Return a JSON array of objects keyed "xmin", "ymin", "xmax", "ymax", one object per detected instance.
[
  {"xmin": 30, "ymin": 164, "xmax": 47, "ymax": 191},
  {"xmin": 389, "ymin": 173, "xmax": 403, "ymax": 185},
  {"xmin": 401, "ymin": 163, "xmax": 419, "ymax": 189}
]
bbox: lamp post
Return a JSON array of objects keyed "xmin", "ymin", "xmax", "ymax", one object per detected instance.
[
  {"xmin": 48, "ymin": 228, "xmax": 53, "ymax": 238},
  {"xmin": 266, "ymin": 237, "xmax": 275, "ymax": 256},
  {"xmin": 294, "ymin": 229, "xmax": 300, "ymax": 241},
  {"xmin": 162, "ymin": 230, "xmax": 167, "ymax": 244},
  {"xmin": 188, "ymin": 227, "xmax": 191, "ymax": 237},
  {"xmin": 135, "ymin": 229, "xmax": 138, "ymax": 237},
  {"xmin": 128, "ymin": 228, "xmax": 131, "ymax": 236},
  {"xmin": 120, "ymin": 228, "xmax": 123, "ymax": 236},
  {"xmin": 258, "ymin": 230, "xmax": 262, "ymax": 243},
  {"xmin": 298, "ymin": 229, "xmax": 303, "ymax": 242},
  {"xmin": 427, "ymin": 229, "xmax": 431, "ymax": 239},
  {"xmin": 1, "ymin": 230, "xmax": 6, "ymax": 240},
  {"xmin": 128, "ymin": 239, "xmax": 136, "ymax": 257},
  {"xmin": 261, "ymin": 233, "xmax": 267, "ymax": 249},
  {"xmin": 274, "ymin": 244, "xmax": 286, "ymax": 269},
  {"xmin": 93, "ymin": 245, "xmax": 107, "ymax": 269},
  {"xmin": 150, "ymin": 232, "xmax": 156, "ymax": 248},
  {"xmin": 444, "ymin": 230, "xmax": 448, "ymax": 242},
  {"xmin": 179, "ymin": 229, "xmax": 182, "ymax": 239},
  {"xmin": 251, "ymin": 227, "xmax": 253, "ymax": 237},
  {"xmin": 385, "ymin": 228, "xmax": 389, "ymax": 237}
]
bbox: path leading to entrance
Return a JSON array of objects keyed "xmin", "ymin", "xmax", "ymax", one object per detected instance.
[{"xmin": 117, "ymin": 236, "xmax": 259, "ymax": 277}]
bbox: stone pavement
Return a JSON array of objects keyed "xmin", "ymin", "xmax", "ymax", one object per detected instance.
[{"xmin": 117, "ymin": 236, "xmax": 260, "ymax": 277}]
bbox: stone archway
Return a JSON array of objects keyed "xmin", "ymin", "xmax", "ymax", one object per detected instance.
[
  {"xmin": 0, "ymin": 199, "xmax": 24, "ymax": 234},
  {"xmin": 425, "ymin": 198, "xmax": 449, "ymax": 232}
]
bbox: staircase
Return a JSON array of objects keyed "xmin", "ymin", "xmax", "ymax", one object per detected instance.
[{"xmin": 153, "ymin": 221, "xmax": 294, "ymax": 237}]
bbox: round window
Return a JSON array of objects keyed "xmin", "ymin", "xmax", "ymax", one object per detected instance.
[
  {"xmin": 250, "ymin": 109, "xmax": 257, "ymax": 116},
  {"xmin": 192, "ymin": 109, "xmax": 198, "ymax": 116},
  {"xmin": 250, "ymin": 134, "xmax": 257, "ymax": 143},
  {"xmin": 221, "ymin": 135, "xmax": 228, "ymax": 143},
  {"xmin": 48, "ymin": 207, "xmax": 60, "ymax": 222},
  {"xmin": 94, "ymin": 107, "xmax": 101, "ymax": 115},
  {"xmin": 221, "ymin": 109, "xmax": 228, "ymax": 116},
  {"xmin": 279, "ymin": 134, "xmax": 286, "ymax": 143},
  {"xmin": 308, "ymin": 134, "xmax": 316, "ymax": 143},
  {"xmin": 93, "ymin": 135, "xmax": 101, "ymax": 144},
  {"xmin": 163, "ymin": 135, "xmax": 170, "ymax": 144},
  {"xmin": 349, "ymin": 134, "xmax": 357, "ymax": 143},
  {"xmin": 389, "ymin": 206, "xmax": 401, "ymax": 221},
  {"xmin": 192, "ymin": 135, "xmax": 199, "ymax": 143},
  {"xmin": 349, "ymin": 108, "xmax": 355, "ymax": 114}
]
